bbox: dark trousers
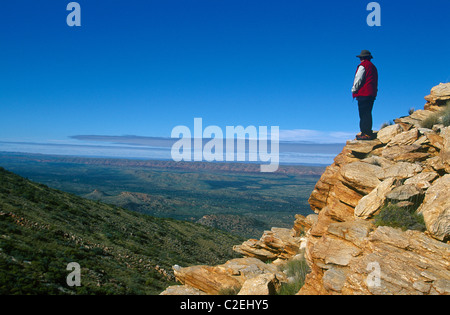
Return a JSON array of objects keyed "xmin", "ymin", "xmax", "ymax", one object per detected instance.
[{"xmin": 357, "ymin": 96, "xmax": 375, "ymax": 136}]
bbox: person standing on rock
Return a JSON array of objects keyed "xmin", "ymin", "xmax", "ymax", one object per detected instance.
[{"xmin": 352, "ymin": 50, "xmax": 378, "ymax": 140}]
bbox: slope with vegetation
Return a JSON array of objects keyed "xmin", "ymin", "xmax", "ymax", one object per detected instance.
[
  {"xmin": 0, "ymin": 167, "xmax": 244, "ymax": 294},
  {"xmin": 0, "ymin": 153, "xmax": 322, "ymax": 239}
]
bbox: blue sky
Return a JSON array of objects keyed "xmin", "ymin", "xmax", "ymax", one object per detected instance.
[{"xmin": 1, "ymin": 0, "xmax": 449, "ymax": 148}]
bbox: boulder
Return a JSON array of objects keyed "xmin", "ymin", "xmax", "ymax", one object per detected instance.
[
  {"xmin": 333, "ymin": 149, "xmax": 360, "ymax": 166},
  {"xmin": 396, "ymin": 110, "xmax": 437, "ymax": 128},
  {"xmin": 413, "ymin": 134, "xmax": 430, "ymax": 146},
  {"xmin": 172, "ymin": 257, "xmax": 287, "ymax": 295},
  {"xmin": 160, "ymin": 285, "xmax": 208, "ymax": 295},
  {"xmin": 173, "ymin": 264, "xmax": 242, "ymax": 295},
  {"xmin": 260, "ymin": 228, "xmax": 303, "ymax": 258},
  {"xmin": 361, "ymin": 155, "xmax": 395, "ymax": 169},
  {"xmin": 377, "ymin": 124, "xmax": 404, "ymax": 144},
  {"xmin": 410, "ymin": 109, "xmax": 439, "ymax": 122},
  {"xmin": 309, "ymin": 207, "xmax": 339, "ymax": 237},
  {"xmin": 221, "ymin": 257, "xmax": 285, "ymax": 280},
  {"xmin": 417, "ymin": 174, "xmax": 450, "ymax": 241},
  {"xmin": 379, "ymin": 162, "xmax": 423, "ymax": 180},
  {"xmin": 382, "ymin": 144, "xmax": 422, "ymax": 160},
  {"xmin": 330, "ymin": 180, "xmax": 364, "ymax": 209},
  {"xmin": 237, "ymin": 273, "xmax": 279, "ymax": 295},
  {"xmin": 233, "ymin": 239, "xmax": 278, "ymax": 261},
  {"xmin": 441, "ymin": 127, "xmax": 450, "ymax": 172},
  {"xmin": 404, "ymin": 171, "xmax": 438, "ymax": 189},
  {"xmin": 385, "ymin": 184, "xmax": 424, "ymax": 202},
  {"xmin": 392, "ymin": 152, "xmax": 431, "ymax": 163},
  {"xmin": 426, "ymin": 132, "xmax": 444, "ymax": 150},
  {"xmin": 233, "ymin": 227, "xmax": 303, "ymax": 261},
  {"xmin": 292, "ymin": 214, "xmax": 317, "ymax": 236},
  {"xmin": 425, "ymin": 156, "xmax": 446, "ymax": 172},
  {"xmin": 322, "ymin": 267, "xmax": 347, "ymax": 293},
  {"xmin": 386, "ymin": 128, "xmax": 419, "ymax": 147},
  {"xmin": 355, "ymin": 177, "xmax": 397, "ymax": 219},
  {"xmin": 424, "ymin": 83, "xmax": 450, "ymax": 109},
  {"xmin": 325, "ymin": 195, "xmax": 357, "ymax": 222},
  {"xmin": 340, "ymin": 161, "xmax": 382, "ymax": 193},
  {"xmin": 345, "ymin": 139, "xmax": 383, "ymax": 155},
  {"xmin": 326, "ymin": 220, "xmax": 374, "ymax": 247},
  {"xmin": 309, "ymin": 233, "xmax": 362, "ymax": 266}
]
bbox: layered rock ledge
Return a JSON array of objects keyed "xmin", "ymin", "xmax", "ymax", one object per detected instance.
[{"xmin": 161, "ymin": 83, "xmax": 450, "ymax": 295}]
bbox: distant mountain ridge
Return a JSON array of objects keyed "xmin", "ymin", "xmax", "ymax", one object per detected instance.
[{"xmin": 0, "ymin": 152, "xmax": 326, "ymax": 176}]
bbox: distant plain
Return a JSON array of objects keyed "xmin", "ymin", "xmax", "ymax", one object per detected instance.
[{"xmin": 0, "ymin": 152, "xmax": 324, "ymax": 238}]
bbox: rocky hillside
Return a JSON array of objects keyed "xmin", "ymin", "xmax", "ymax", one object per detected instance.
[
  {"xmin": 0, "ymin": 167, "xmax": 244, "ymax": 294},
  {"xmin": 161, "ymin": 83, "xmax": 450, "ymax": 295}
]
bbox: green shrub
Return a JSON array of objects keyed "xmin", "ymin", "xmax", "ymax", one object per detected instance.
[
  {"xmin": 218, "ymin": 286, "xmax": 241, "ymax": 295},
  {"xmin": 421, "ymin": 104, "xmax": 450, "ymax": 128},
  {"xmin": 421, "ymin": 113, "xmax": 441, "ymax": 129},
  {"xmin": 374, "ymin": 202, "xmax": 425, "ymax": 231},
  {"xmin": 277, "ymin": 257, "xmax": 310, "ymax": 295},
  {"xmin": 441, "ymin": 104, "xmax": 450, "ymax": 127}
]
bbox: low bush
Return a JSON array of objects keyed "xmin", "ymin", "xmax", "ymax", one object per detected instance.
[
  {"xmin": 421, "ymin": 104, "xmax": 450, "ymax": 128},
  {"xmin": 277, "ymin": 257, "xmax": 310, "ymax": 295},
  {"xmin": 441, "ymin": 103, "xmax": 450, "ymax": 126},
  {"xmin": 374, "ymin": 202, "xmax": 426, "ymax": 231}
]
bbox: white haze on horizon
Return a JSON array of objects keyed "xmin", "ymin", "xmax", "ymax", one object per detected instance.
[{"xmin": 0, "ymin": 129, "xmax": 349, "ymax": 166}]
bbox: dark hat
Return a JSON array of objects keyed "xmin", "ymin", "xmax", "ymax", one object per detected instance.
[{"xmin": 356, "ymin": 50, "xmax": 373, "ymax": 58}]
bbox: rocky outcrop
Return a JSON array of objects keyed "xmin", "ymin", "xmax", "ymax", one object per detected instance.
[
  {"xmin": 308, "ymin": 87, "xmax": 450, "ymax": 238},
  {"xmin": 160, "ymin": 83, "xmax": 450, "ymax": 295},
  {"xmin": 417, "ymin": 174, "xmax": 450, "ymax": 241},
  {"xmin": 161, "ymin": 221, "xmax": 305, "ymax": 295},
  {"xmin": 300, "ymin": 83, "xmax": 450, "ymax": 295},
  {"xmin": 161, "ymin": 257, "xmax": 288, "ymax": 295},
  {"xmin": 424, "ymin": 83, "xmax": 450, "ymax": 111},
  {"xmin": 233, "ymin": 223, "xmax": 306, "ymax": 262},
  {"xmin": 300, "ymin": 221, "xmax": 450, "ymax": 295}
]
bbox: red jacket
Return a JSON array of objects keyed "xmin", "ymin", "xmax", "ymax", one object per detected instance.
[{"xmin": 352, "ymin": 60, "xmax": 378, "ymax": 98}]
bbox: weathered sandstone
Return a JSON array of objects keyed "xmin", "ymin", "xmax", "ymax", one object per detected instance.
[{"xmin": 161, "ymin": 83, "xmax": 450, "ymax": 296}]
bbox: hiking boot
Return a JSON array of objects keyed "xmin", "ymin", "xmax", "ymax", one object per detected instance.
[{"xmin": 356, "ymin": 133, "xmax": 375, "ymax": 141}]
